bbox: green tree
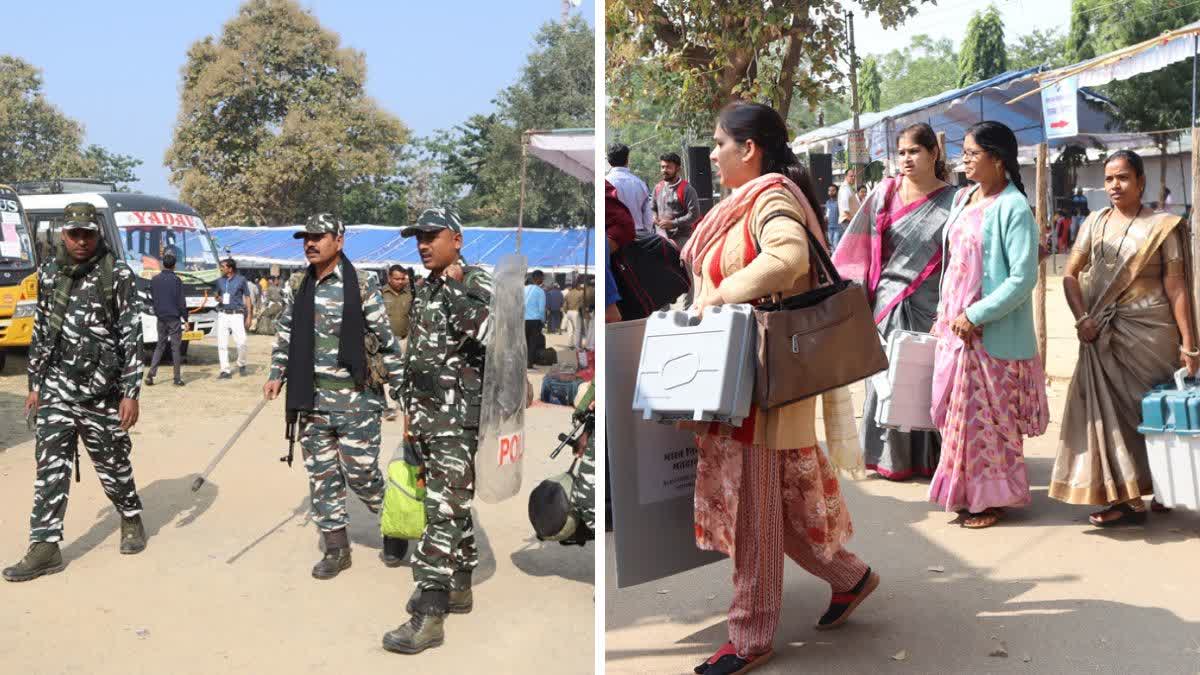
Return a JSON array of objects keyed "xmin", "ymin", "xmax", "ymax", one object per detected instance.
[
  {"xmin": 1070, "ymin": 0, "xmax": 1200, "ymax": 201},
  {"xmin": 165, "ymin": 0, "xmax": 407, "ymax": 226},
  {"xmin": 1008, "ymin": 28, "xmax": 1069, "ymax": 70},
  {"xmin": 859, "ymin": 56, "xmax": 882, "ymax": 113},
  {"xmin": 876, "ymin": 35, "xmax": 959, "ymax": 110},
  {"xmin": 77, "ymin": 145, "xmax": 143, "ymax": 192},
  {"xmin": 0, "ymin": 56, "xmax": 141, "ymax": 187},
  {"xmin": 958, "ymin": 5, "xmax": 1008, "ymax": 86},
  {"xmin": 436, "ymin": 18, "xmax": 594, "ymax": 228},
  {"xmin": 607, "ymin": 0, "xmax": 932, "ymax": 130}
]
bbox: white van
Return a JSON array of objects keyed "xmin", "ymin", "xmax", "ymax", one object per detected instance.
[{"xmin": 17, "ymin": 185, "xmax": 221, "ymax": 355}]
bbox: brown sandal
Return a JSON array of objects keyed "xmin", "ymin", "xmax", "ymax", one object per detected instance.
[{"xmin": 963, "ymin": 508, "xmax": 1003, "ymax": 529}]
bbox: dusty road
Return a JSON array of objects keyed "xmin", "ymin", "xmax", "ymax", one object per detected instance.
[
  {"xmin": 606, "ymin": 266, "xmax": 1200, "ymax": 674},
  {"xmin": 0, "ymin": 331, "xmax": 593, "ymax": 674}
]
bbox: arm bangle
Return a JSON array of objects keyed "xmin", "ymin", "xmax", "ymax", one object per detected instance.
[
  {"xmin": 1181, "ymin": 346, "xmax": 1200, "ymax": 357},
  {"xmin": 1074, "ymin": 313, "xmax": 1090, "ymax": 328}
]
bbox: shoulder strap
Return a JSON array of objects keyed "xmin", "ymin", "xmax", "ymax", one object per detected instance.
[
  {"xmin": 99, "ymin": 256, "xmax": 118, "ymax": 328},
  {"xmin": 653, "ymin": 181, "xmax": 663, "ymax": 200},
  {"xmin": 752, "ymin": 210, "xmax": 835, "ymax": 287},
  {"xmin": 677, "ymin": 180, "xmax": 688, "ymax": 204}
]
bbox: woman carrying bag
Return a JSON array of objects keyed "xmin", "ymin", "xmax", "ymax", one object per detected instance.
[
  {"xmin": 834, "ymin": 122, "xmax": 955, "ymax": 481},
  {"xmin": 681, "ymin": 101, "xmax": 878, "ymax": 675},
  {"xmin": 927, "ymin": 121, "xmax": 1049, "ymax": 529}
]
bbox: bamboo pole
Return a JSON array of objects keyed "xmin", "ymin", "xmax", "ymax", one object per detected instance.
[
  {"xmin": 1191, "ymin": 129, "xmax": 1200, "ymax": 330},
  {"xmin": 517, "ymin": 134, "xmax": 529, "ymax": 254},
  {"xmin": 1034, "ymin": 142, "xmax": 1049, "ymax": 365}
]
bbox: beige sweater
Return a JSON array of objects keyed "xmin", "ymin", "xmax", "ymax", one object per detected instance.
[{"xmin": 691, "ymin": 188, "xmax": 861, "ymax": 457}]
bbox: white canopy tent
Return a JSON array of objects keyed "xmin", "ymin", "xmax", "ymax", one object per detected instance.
[{"xmin": 526, "ymin": 128, "xmax": 595, "ymax": 182}]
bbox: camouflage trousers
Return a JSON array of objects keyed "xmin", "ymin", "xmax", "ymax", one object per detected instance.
[
  {"xmin": 30, "ymin": 396, "xmax": 143, "ymax": 543},
  {"xmin": 299, "ymin": 410, "xmax": 385, "ymax": 532},
  {"xmin": 572, "ymin": 432, "xmax": 595, "ymax": 531},
  {"xmin": 412, "ymin": 433, "xmax": 478, "ymax": 593}
]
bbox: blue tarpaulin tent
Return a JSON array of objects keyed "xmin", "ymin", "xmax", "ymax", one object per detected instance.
[
  {"xmin": 792, "ymin": 67, "xmax": 1139, "ymax": 163},
  {"xmin": 211, "ymin": 225, "xmax": 591, "ymax": 273}
]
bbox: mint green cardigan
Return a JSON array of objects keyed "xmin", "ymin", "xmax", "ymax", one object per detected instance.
[{"xmin": 942, "ymin": 182, "xmax": 1039, "ymax": 360}]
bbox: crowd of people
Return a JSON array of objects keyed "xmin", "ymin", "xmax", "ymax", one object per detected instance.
[{"xmin": 607, "ymin": 98, "xmax": 1197, "ymax": 674}]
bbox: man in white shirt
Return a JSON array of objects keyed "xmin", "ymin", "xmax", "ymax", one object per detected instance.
[
  {"xmin": 837, "ymin": 167, "xmax": 861, "ymax": 230},
  {"xmin": 605, "ymin": 143, "xmax": 655, "ymax": 239}
]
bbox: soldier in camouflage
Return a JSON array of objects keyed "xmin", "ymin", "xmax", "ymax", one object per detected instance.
[
  {"xmin": 3, "ymin": 203, "xmax": 146, "ymax": 582},
  {"xmin": 263, "ymin": 214, "xmax": 405, "ymax": 580},
  {"xmin": 383, "ymin": 208, "xmax": 492, "ymax": 655},
  {"xmin": 573, "ymin": 385, "xmax": 595, "ymax": 535}
]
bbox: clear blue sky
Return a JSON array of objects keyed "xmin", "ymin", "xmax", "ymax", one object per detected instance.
[{"xmin": 2, "ymin": 0, "xmax": 595, "ymax": 197}]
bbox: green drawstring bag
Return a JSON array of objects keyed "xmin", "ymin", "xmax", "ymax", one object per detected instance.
[{"xmin": 381, "ymin": 439, "xmax": 426, "ymax": 540}]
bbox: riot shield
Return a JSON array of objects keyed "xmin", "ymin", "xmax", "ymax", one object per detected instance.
[{"xmin": 475, "ymin": 253, "xmax": 528, "ymax": 503}]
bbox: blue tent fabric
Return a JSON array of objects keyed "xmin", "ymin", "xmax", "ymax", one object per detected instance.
[
  {"xmin": 211, "ymin": 225, "xmax": 592, "ymax": 273},
  {"xmin": 793, "ymin": 66, "xmax": 1132, "ymax": 162}
]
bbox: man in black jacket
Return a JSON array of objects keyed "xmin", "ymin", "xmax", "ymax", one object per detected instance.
[{"xmin": 146, "ymin": 253, "xmax": 188, "ymax": 386}]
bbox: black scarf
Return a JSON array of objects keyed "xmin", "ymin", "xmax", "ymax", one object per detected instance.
[
  {"xmin": 285, "ymin": 253, "xmax": 367, "ymax": 414},
  {"xmin": 47, "ymin": 239, "xmax": 110, "ymax": 345}
]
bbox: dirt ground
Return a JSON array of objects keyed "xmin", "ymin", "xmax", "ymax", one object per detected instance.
[
  {"xmin": 605, "ymin": 262, "xmax": 1200, "ymax": 674},
  {"xmin": 0, "ymin": 330, "xmax": 593, "ymax": 674}
]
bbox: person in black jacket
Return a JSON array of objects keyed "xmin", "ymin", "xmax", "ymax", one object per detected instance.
[{"xmin": 146, "ymin": 253, "xmax": 188, "ymax": 386}]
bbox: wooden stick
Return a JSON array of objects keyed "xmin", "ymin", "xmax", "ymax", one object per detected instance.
[
  {"xmin": 1034, "ymin": 143, "xmax": 1049, "ymax": 365},
  {"xmin": 1191, "ymin": 128, "xmax": 1200, "ymax": 336}
]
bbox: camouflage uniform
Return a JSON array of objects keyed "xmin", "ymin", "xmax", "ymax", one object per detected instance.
[
  {"xmin": 254, "ymin": 283, "xmax": 284, "ymax": 334},
  {"xmin": 571, "ymin": 385, "xmax": 595, "ymax": 532},
  {"xmin": 400, "ymin": 233, "xmax": 492, "ymax": 596},
  {"xmin": 25, "ymin": 207, "xmax": 144, "ymax": 544},
  {"xmin": 268, "ymin": 220, "xmax": 404, "ymax": 535}
]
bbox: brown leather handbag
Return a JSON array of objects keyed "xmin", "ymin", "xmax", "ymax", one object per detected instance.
[{"xmin": 752, "ymin": 218, "xmax": 888, "ymax": 409}]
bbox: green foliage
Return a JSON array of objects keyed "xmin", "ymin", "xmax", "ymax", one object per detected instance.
[
  {"xmin": 165, "ymin": 0, "xmax": 408, "ymax": 226},
  {"xmin": 859, "ymin": 57, "xmax": 882, "ymax": 113},
  {"xmin": 606, "ymin": 0, "xmax": 931, "ymax": 131},
  {"xmin": 432, "ymin": 18, "xmax": 594, "ymax": 228},
  {"xmin": 1008, "ymin": 28, "xmax": 1069, "ymax": 70},
  {"xmin": 958, "ymin": 5, "xmax": 1008, "ymax": 86},
  {"xmin": 0, "ymin": 56, "xmax": 141, "ymax": 188},
  {"xmin": 875, "ymin": 35, "xmax": 959, "ymax": 110},
  {"xmin": 1070, "ymin": 0, "xmax": 1200, "ymax": 136}
]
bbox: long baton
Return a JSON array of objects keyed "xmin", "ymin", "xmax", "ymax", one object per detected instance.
[{"xmin": 191, "ymin": 397, "xmax": 271, "ymax": 492}]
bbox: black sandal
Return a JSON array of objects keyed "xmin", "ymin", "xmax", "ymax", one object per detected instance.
[
  {"xmin": 816, "ymin": 567, "xmax": 880, "ymax": 630},
  {"xmin": 695, "ymin": 642, "xmax": 773, "ymax": 675},
  {"xmin": 1089, "ymin": 502, "xmax": 1147, "ymax": 527}
]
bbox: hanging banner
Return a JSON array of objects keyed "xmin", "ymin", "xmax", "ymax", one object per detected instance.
[
  {"xmin": 846, "ymin": 129, "xmax": 869, "ymax": 165},
  {"xmin": 1042, "ymin": 75, "xmax": 1079, "ymax": 140}
]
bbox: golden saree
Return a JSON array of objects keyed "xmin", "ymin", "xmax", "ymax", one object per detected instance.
[{"xmin": 1049, "ymin": 208, "xmax": 1193, "ymax": 505}]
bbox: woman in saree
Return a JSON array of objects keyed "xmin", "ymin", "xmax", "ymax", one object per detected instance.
[
  {"xmin": 834, "ymin": 122, "xmax": 955, "ymax": 480},
  {"xmin": 927, "ymin": 121, "xmax": 1049, "ymax": 529},
  {"xmin": 1049, "ymin": 150, "xmax": 1198, "ymax": 525},
  {"xmin": 681, "ymin": 102, "xmax": 878, "ymax": 675}
]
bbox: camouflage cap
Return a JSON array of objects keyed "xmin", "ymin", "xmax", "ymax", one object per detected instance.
[
  {"xmin": 401, "ymin": 208, "xmax": 462, "ymax": 237},
  {"xmin": 63, "ymin": 202, "xmax": 100, "ymax": 231},
  {"xmin": 293, "ymin": 213, "xmax": 345, "ymax": 239}
]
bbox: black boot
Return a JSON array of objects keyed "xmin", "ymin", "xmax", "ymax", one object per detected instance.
[
  {"xmin": 312, "ymin": 528, "xmax": 352, "ymax": 580},
  {"xmin": 383, "ymin": 591, "xmax": 447, "ymax": 654},
  {"xmin": 380, "ymin": 536, "xmax": 408, "ymax": 568},
  {"xmin": 406, "ymin": 573, "xmax": 473, "ymax": 615},
  {"xmin": 120, "ymin": 515, "xmax": 146, "ymax": 554},
  {"xmin": 2, "ymin": 543, "xmax": 65, "ymax": 582}
]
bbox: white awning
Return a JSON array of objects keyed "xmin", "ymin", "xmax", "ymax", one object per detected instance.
[{"xmin": 527, "ymin": 129, "xmax": 594, "ymax": 183}]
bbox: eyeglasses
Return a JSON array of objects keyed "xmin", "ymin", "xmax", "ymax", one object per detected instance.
[{"xmin": 962, "ymin": 150, "xmax": 987, "ymax": 162}]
